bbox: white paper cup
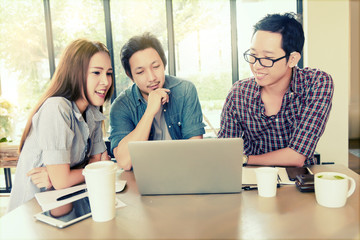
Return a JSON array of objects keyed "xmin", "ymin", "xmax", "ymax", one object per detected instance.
[
  {"xmin": 255, "ymin": 167, "xmax": 279, "ymax": 197},
  {"xmin": 315, "ymin": 172, "xmax": 356, "ymax": 208},
  {"xmin": 83, "ymin": 161, "xmax": 117, "ymax": 222}
]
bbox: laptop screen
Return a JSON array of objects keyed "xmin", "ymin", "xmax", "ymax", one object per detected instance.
[{"xmin": 128, "ymin": 138, "xmax": 244, "ymax": 195}]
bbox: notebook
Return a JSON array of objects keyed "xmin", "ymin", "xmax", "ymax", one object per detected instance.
[{"xmin": 128, "ymin": 138, "xmax": 243, "ymax": 195}]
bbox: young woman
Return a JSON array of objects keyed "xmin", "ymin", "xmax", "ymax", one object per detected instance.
[{"xmin": 8, "ymin": 39, "xmax": 114, "ymax": 212}]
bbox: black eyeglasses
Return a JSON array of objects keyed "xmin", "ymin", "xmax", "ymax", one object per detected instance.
[{"xmin": 243, "ymin": 49, "xmax": 287, "ymax": 68}]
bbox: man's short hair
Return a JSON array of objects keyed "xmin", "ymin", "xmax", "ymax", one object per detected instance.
[
  {"xmin": 120, "ymin": 32, "xmax": 167, "ymax": 79},
  {"xmin": 253, "ymin": 12, "xmax": 304, "ymax": 57}
]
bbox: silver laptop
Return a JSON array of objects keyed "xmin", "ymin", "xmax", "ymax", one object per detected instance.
[{"xmin": 128, "ymin": 138, "xmax": 243, "ymax": 195}]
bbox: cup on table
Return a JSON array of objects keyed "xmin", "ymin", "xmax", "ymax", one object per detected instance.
[
  {"xmin": 255, "ymin": 167, "xmax": 279, "ymax": 197},
  {"xmin": 83, "ymin": 161, "xmax": 117, "ymax": 222},
  {"xmin": 314, "ymin": 172, "xmax": 356, "ymax": 208}
]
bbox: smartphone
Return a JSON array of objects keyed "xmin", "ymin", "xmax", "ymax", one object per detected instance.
[
  {"xmin": 34, "ymin": 196, "xmax": 91, "ymax": 228},
  {"xmin": 295, "ymin": 174, "xmax": 315, "ymax": 192},
  {"xmin": 285, "ymin": 167, "xmax": 310, "ymax": 181}
]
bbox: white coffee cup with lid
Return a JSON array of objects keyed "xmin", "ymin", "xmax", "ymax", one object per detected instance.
[{"xmin": 83, "ymin": 161, "xmax": 117, "ymax": 222}]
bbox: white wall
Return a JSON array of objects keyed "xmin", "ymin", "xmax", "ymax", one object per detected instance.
[{"xmin": 303, "ymin": 0, "xmax": 350, "ymax": 166}]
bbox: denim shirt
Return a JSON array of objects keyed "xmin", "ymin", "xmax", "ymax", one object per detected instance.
[{"xmin": 109, "ymin": 75, "xmax": 206, "ymax": 154}]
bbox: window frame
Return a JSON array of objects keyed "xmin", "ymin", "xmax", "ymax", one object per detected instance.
[{"xmin": 42, "ymin": 0, "xmax": 302, "ymax": 99}]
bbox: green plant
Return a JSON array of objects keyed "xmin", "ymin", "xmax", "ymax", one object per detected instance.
[{"xmin": 0, "ymin": 97, "xmax": 14, "ymax": 139}]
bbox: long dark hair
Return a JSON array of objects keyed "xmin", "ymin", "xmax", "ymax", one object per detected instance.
[{"xmin": 19, "ymin": 39, "xmax": 114, "ymax": 151}]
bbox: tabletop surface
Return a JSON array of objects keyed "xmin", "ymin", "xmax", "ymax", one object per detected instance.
[{"xmin": 1, "ymin": 164, "xmax": 359, "ymax": 240}]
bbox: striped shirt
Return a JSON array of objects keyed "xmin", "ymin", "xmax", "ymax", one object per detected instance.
[
  {"xmin": 8, "ymin": 97, "xmax": 106, "ymax": 212},
  {"xmin": 218, "ymin": 66, "xmax": 334, "ymax": 165}
]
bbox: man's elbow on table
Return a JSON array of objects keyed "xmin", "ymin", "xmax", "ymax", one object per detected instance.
[
  {"xmin": 286, "ymin": 151, "xmax": 307, "ymax": 167},
  {"xmin": 117, "ymin": 159, "xmax": 132, "ymax": 171},
  {"xmin": 291, "ymin": 158, "xmax": 306, "ymax": 167},
  {"xmin": 114, "ymin": 146, "xmax": 132, "ymax": 171}
]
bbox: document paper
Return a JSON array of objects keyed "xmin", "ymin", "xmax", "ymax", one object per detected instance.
[
  {"xmin": 35, "ymin": 180, "xmax": 127, "ymax": 211},
  {"xmin": 242, "ymin": 167, "xmax": 294, "ymax": 185}
]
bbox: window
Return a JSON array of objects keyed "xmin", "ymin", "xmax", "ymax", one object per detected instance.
[
  {"xmin": 236, "ymin": 0, "xmax": 297, "ymax": 78},
  {"xmin": 108, "ymin": 0, "xmax": 168, "ymax": 137},
  {"xmin": 110, "ymin": 0, "xmax": 168, "ymax": 94},
  {"xmin": 172, "ymin": 0, "xmax": 232, "ymax": 137},
  {"xmin": 50, "ymin": 0, "xmax": 109, "ymax": 135},
  {"xmin": 0, "ymin": 0, "xmax": 299, "ymax": 143},
  {"xmin": 0, "ymin": 0, "xmax": 49, "ymax": 142},
  {"xmin": 50, "ymin": 0, "xmax": 107, "ymax": 58}
]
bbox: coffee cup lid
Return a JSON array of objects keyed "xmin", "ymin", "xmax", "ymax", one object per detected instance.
[{"xmin": 83, "ymin": 161, "xmax": 117, "ymax": 175}]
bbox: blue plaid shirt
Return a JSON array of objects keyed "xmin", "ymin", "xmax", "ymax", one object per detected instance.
[{"xmin": 218, "ymin": 67, "xmax": 334, "ymax": 165}]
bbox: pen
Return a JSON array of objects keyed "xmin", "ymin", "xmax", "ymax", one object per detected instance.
[
  {"xmin": 242, "ymin": 184, "xmax": 281, "ymax": 191},
  {"xmin": 306, "ymin": 167, "xmax": 314, "ymax": 175},
  {"xmin": 242, "ymin": 186, "xmax": 258, "ymax": 191},
  {"xmin": 56, "ymin": 189, "xmax": 87, "ymax": 201}
]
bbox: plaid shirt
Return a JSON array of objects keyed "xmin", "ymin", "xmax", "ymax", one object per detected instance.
[{"xmin": 218, "ymin": 67, "xmax": 334, "ymax": 165}]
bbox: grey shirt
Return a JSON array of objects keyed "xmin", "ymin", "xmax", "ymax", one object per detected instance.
[
  {"xmin": 8, "ymin": 97, "xmax": 106, "ymax": 212},
  {"xmin": 153, "ymin": 106, "xmax": 172, "ymax": 141}
]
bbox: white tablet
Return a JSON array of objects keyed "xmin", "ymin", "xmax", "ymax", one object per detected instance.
[{"xmin": 34, "ymin": 196, "xmax": 91, "ymax": 228}]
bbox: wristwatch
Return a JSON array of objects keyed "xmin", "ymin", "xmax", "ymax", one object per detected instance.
[{"xmin": 243, "ymin": 155, "xmax": 248, "ymax": 166}]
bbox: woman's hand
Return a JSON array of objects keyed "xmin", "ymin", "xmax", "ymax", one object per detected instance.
[
  {"xmin": 27, "ymin": 167, "xmax": 53, "ymax": 190},
  {"xmin": 101, "ymin": 151, "xmax": 111, "ymax": 161}
]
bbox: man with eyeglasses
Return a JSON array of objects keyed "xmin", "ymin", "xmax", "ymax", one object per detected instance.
[{"xmin": 218, "ymin": 12, "xmax": 334, "ymax": 167}]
